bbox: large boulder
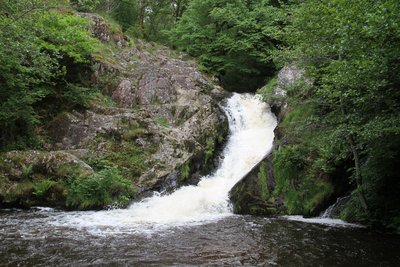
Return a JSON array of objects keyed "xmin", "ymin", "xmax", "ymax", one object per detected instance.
[{"xmin": 0, "ymin": 151, "xmax": 94, "ymax": 208}]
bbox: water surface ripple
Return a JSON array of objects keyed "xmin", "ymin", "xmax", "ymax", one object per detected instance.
[{"xmin": 1, "ymin": 209, "xmax": 399, "ymax": 266}]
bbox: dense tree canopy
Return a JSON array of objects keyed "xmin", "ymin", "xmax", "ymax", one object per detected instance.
[
  {"xmin": 264, "ymin": 0, "xmax": 400, "ymax": 230},
  {"xmin": 169, "ymin": 0, "xmax": 284, "ymax": 91},
  {"xmin": 71, "ymin": 0, "xmax": 189, "ymax": 42},
  {"xmin": 0, "ymin": 0, "xmax": 99, "ymax": 150}
]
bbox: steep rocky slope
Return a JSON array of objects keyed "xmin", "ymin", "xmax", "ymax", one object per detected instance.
[{"xmin": 0, "ymin": 14, "xmax": 228, "ymax": 209}]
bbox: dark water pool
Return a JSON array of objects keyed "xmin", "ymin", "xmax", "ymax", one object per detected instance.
[{"xmin": 1, "ymin": 209, "xmax": 399, "ymax": 266}]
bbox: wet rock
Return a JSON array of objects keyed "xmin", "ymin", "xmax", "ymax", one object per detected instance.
[{"xmin": 229, "ymin": 154, "xmax": 284, "ymax": 216}]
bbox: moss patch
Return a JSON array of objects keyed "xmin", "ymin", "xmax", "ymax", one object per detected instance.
[{"xmin": 181, "ymin": 161, "xmax": 190, "ymax": 182}]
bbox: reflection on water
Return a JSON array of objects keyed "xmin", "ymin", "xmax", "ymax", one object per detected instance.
[{"xmin": 1, "ymin": 209, "xmax": 399, "ymax": 267}]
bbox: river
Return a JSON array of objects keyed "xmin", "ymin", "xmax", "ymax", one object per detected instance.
[{"xmin": 1, "ymin": 94, "xmax": 399, "ymax": 266}]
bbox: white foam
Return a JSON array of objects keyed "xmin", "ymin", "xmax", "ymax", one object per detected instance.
[
  {"xmin": 284, "ymin": 215, "xmax": 365, "ymax": 228},
  {"xmin": 50, "ymin": 93, "xmax": 277, "ymax": 233}
]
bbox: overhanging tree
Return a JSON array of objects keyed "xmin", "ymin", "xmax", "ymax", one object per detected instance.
[{"xmin": 276, "ymin": 0, "xmax": 400, "ymax": 228}]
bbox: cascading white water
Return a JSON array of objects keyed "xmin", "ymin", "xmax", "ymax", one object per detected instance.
[{"xmin": 52, "ymin": 93, "xmax": 277, "ymax": 231}]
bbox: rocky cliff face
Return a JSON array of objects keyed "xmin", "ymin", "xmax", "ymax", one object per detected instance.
[
  {"xmin": 0, "ymin": 14, "xmax": 228, "ymax": 209},
  {"xmin": 229, "ymin": 65, "xmax": 351, "ymax": 217},
  {"xmin": 229, "ymin": 65, "xmax": 304, "ymax": 216}
]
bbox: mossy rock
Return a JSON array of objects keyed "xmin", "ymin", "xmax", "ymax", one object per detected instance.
[
  {"xmin": 0, "ymin": 150, "xmax": 93, "ymax": 181},
  {"xmin": 0, "ymin": 150, "xmax": 94, "ymax": 208},
  {"xmin": 229, "ymin": 155, "xmax": 284, "ymax": 216}
]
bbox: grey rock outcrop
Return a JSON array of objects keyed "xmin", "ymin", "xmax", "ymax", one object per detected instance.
[
  {"xmin": 47, "ymin": 34, "xmax": 228, "ymax": 196},
  {"xmin": 0, "ymin": 14, "xmax": 228, "ymax": 209},
  {"xmin": 78, "ymin": 13, "xmax": 129, "ymax": 47},
  {"xmin": 269, "ymin": 64, "xmax": 309, "ymax": 119}
]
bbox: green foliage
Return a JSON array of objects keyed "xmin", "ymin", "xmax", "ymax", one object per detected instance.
[
  {"xmin": 110, "ymin": 0, "xmax": 139, "ymax": 33},
  {"xmin": 33, "ymin": 179, "xmax": 57, "ymax": 198},
  {"xmin": 88, "ymin": 134, "xmax": 158, "ymax": 178},
  {"xmin": 70, "ymin": 0, "xmax": 101, "ymax": 12},
  {"xmin": 340, "ymin": 193, "xmax": 369, "ymax": 224},
  {"xmin": 204, "ymin": 138, "xmax": 215, "ymax": 164},
  {"xmin": 257, "ymin": 161, "xmax": 269, "ymax": 199},
  {"xmin": 356, "ymin": 136, "xmax": 400, "ymax": 230},
  {"xmin": 66, "ymin": 167, "xmax": 136, "ymax": 209},
  {"xmin": 273, "ymin": 141, "xmax": 334, "ymax": 215},
  {"xmin": 37, "ymin": 11, "xmax": 99, "ymax": 63},
  {"xmin": 181, "ymin": 161, "xmax": 190, "ymax": 182},
  {"xmin": 0, "ymin": 1, "xmax": 100, "ymax": 150},
  {"xmin": 0, "ymin": 167, "xmax": 66, "ymax": 207},
  {"xmin": 21, "ymin": 164, "xmax": 33, "ymax": 179},
  {"xmin": 79, "ymin": 0, "xmax": 189, "ymax": 42},
  {"xmin": 168, "ymin": 0, "xmax": 284, "ymax": 91},
  {"xmin": 61, "ymin": 83, "xmax": 94, "ymax": 109},
  {"xmin": 258, "ymin": 77, "xmax": 279, "ymax": 102},
  {"xmin": 0, "ymin": 179, "xmax": 34, "ymax": 205},
  {"xmin": 272, "ymin": 0, "xmax": 400, "ymax": 228},
  {"xmin": 91, "ymin": 93, "xmax": 117, "ymax": 107},
  {"xmin": 157, "ymin": 117, "xmax": 169, "ymax": 128}
]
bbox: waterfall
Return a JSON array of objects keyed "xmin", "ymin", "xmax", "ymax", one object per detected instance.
[
  {"xmin": 320, "ymin": 196, "xmax": 350, "ymax": 218},
  {"xmin": 52, "ymin": 93, "xmax": 277, "ymax": 231},
  {"xmin": 285, "ymin": 195, "xmax": 363, "ymax": 227}
]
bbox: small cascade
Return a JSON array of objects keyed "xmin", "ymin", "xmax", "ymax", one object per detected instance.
[
  {"xmin": 285, "ymin": 196, "xmax": 363, "ymax": 227},
  {"xmin": 320, "ymin": 203, "xmax": 336, "ymax": 218},
  {"xmin": 320, "ymin": 196, "xmax": 350, "ymax": 219}
]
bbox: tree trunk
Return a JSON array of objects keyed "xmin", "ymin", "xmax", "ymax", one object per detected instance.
[
  {"xmin": 346, "ymin": 135, "xmax": 369, "ymax": 212},
  {"xmin": 139, "ymin": 1, "xmax": 147, "ymax": 36},
  {"xmin": 340, "ymin": 98, "xmax": 368, "ymax": 212}
]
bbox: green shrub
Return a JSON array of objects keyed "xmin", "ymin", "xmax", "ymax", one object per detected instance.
[
  {"xmin": 0, "ymin": 6, "xmax": 100, "ymax": 150},
  {"xmin": 33, "ymin": 179, "xmax": 57, "ymax": 198},
  {"xmin": 157, "ymin": 117, "xmax": 169, "ymax": 128},
  {"xmin": 181, "ymin": 161, "xmax": 190, "ymax": 182},
  {"xmin": 204, "ymin": 138, "xmax": 215, "ymax": 164},
  {"xmin": 66, "ymin": 167, "xmax": 136, "ymax": 210},
  {"xmin": 21, "ymin": 164, "xmax": 33, "ymax": 179},
  {"xmin": 62, "ymin": 83, "xmax": 96, "ymax": 109},
  {"xmin": 70, "ymin": 0, "xmax": 101, "ymax": 12},
  {"xmin": 257, "ymin": 162, "xmax": 269, "ymax": 200},
  {"xmin": 273, "ymin": 144, "xmax": 333, "ymax": 215}
]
